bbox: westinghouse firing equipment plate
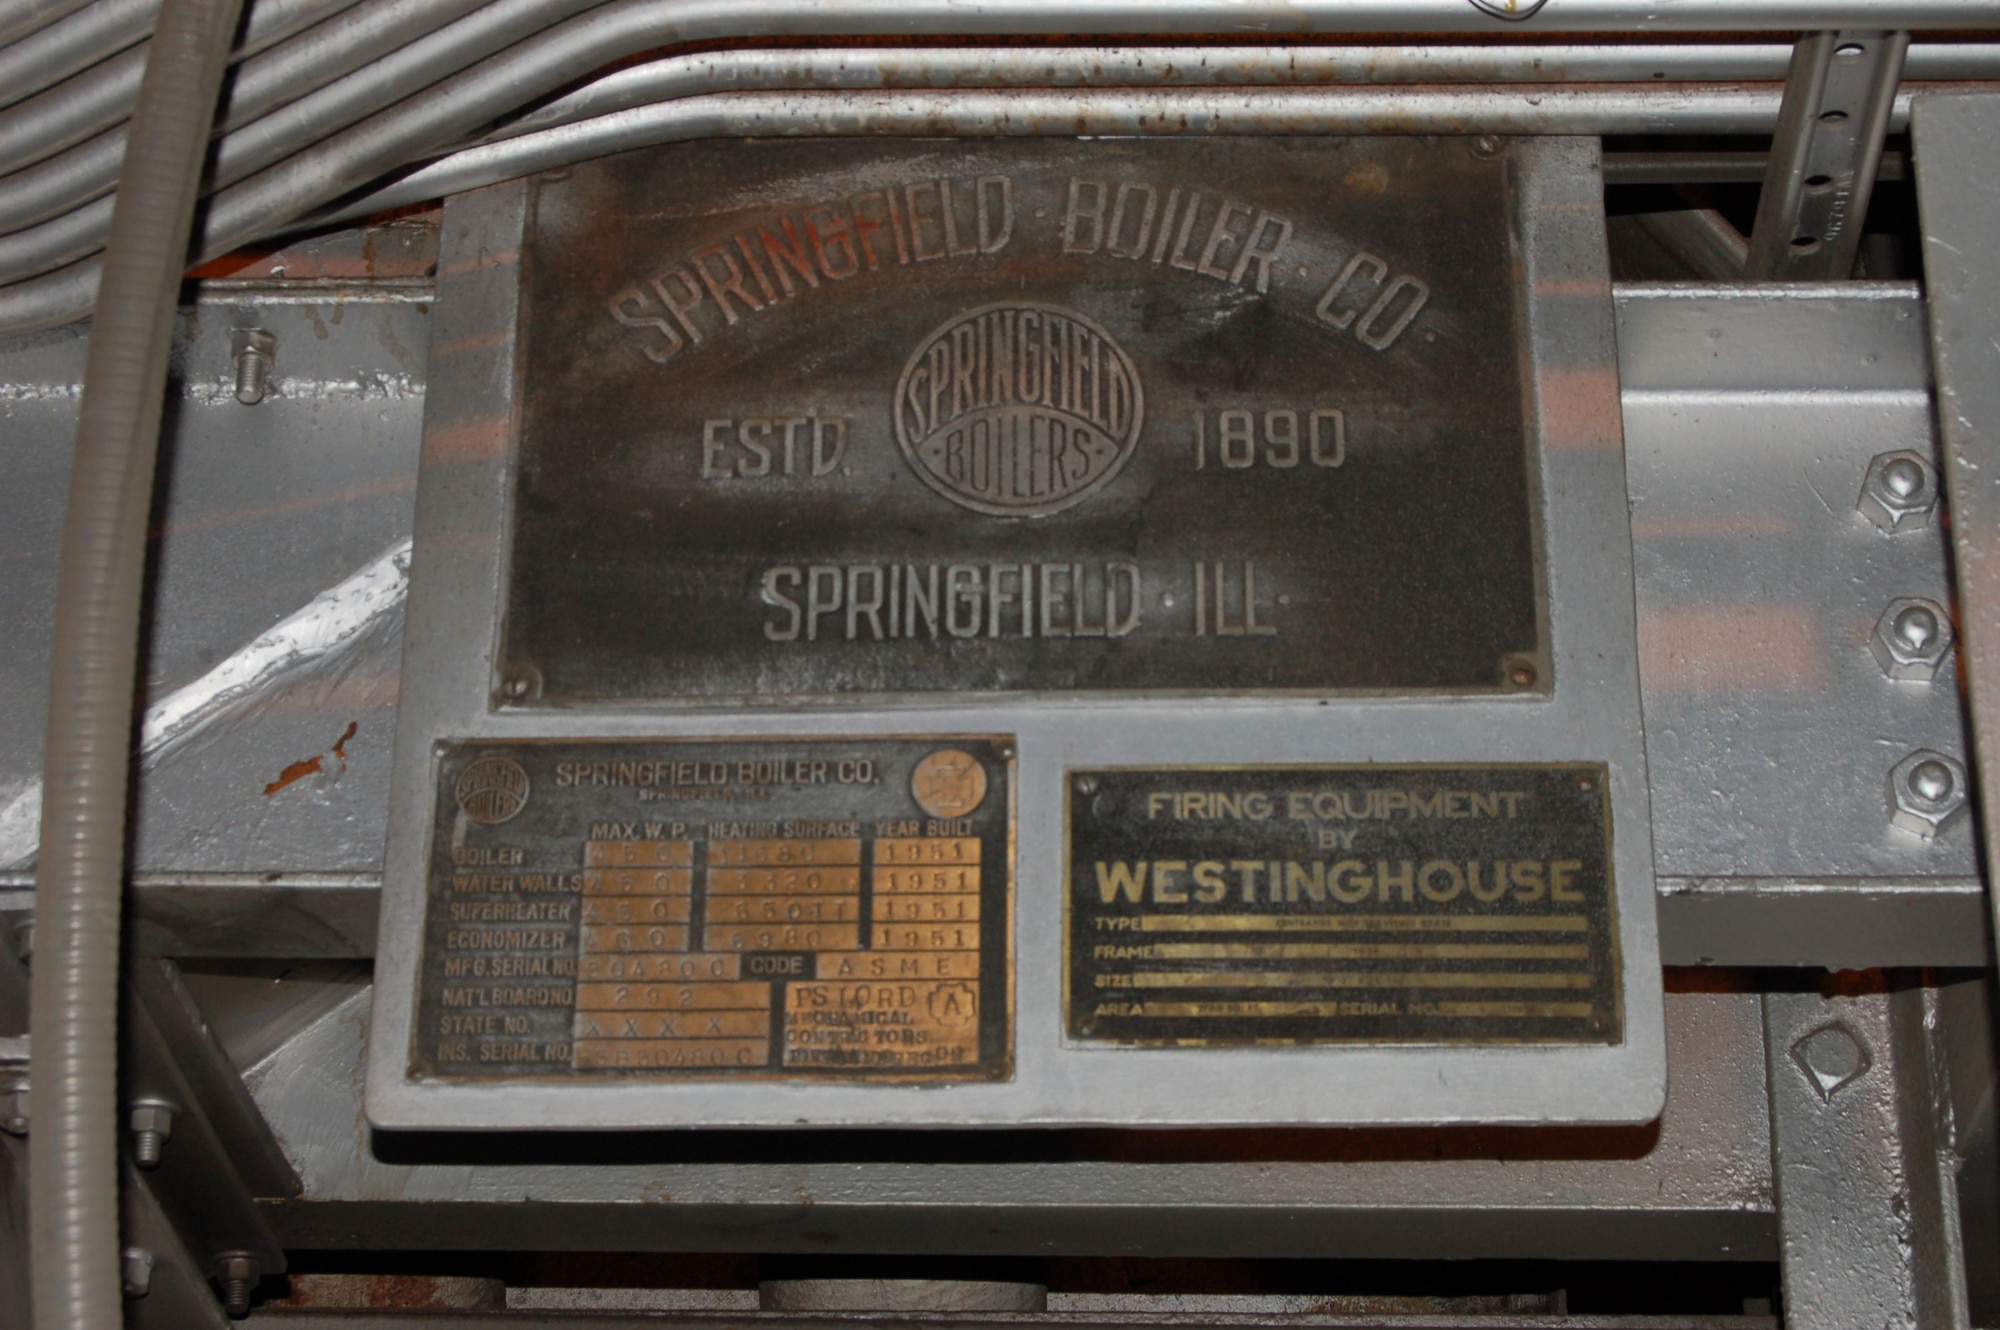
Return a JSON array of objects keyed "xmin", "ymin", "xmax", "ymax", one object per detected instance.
[
  {"xmin": 501, "ymin": 137, "xmax": 1543, "ymax": 704},
  {"xmin": 411, "ymin": 737, "xmax": 1014, "ymax": 1082},
  {"xmin": 1066, "ymin": 765, "xmax": 1619, "ymax": 1047}
]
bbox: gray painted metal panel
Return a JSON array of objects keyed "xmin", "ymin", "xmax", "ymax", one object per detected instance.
[
  {"xmin": 0, "ymin": 256, "xmax": 1978, "ymax": 973},
  {"xmin": 365, "ymin": 139, "xmax": 1667, "ymax": 1129},
  {"xmin": 1616, "ymin": 285, "xmax": 1977, "ymax": 881}
]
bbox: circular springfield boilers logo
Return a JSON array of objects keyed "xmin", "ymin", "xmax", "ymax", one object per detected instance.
[
  {"xmin": 454, "ymin": 755, "xmax": 530, "ymax": 825},
  {"xmin": 894, "ymin": 301, "xmax": 1144, "ymax": 517}
]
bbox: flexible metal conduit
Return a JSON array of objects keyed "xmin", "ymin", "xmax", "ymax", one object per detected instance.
[
  {"xmin": 0, "ymin": 0, "xmax": 371, "ymax": 176},
  {"xmin": 28, "ymin": 0, "xmax": 242, "ymax": 1323}
]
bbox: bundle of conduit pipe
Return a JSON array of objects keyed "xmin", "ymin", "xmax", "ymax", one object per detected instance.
[{"xmin": 8, "ymin": 0, "xmax": 2000, "ymax": 1324}]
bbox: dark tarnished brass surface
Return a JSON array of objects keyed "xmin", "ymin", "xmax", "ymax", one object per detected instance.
[
  {"xmin": 411, "ymin": 737, "xmax": 1013, "ymax": 1081},
  {"xmin": 1065, "ymin": 765, "xmax": 1619, "ymax": 1046},
  {"xmin": 503, "ymin": 137, "xmax": 1541, "ymax": 703}
]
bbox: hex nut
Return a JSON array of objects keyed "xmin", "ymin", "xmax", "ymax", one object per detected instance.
[
  {"xmin": 1858, "ymin": 450, "xmax": 1939, "ymax": 533},
  {"xmin": 0, "ymin": 1079, "xmax": 27, "ymax": 1136},
  {"xmin": 1870, "ymin": 597, "xmax": 1955, "ymax": 681},
  {"xmin": 1888, "ymin": 749, "xmax": 1969, "ymax": 840}
]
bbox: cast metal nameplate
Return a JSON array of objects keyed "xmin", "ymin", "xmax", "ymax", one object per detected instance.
[
  {"xmin": 1066, "ymin": 765, "xmax": 1620, "ymax": 1046},
  {"xmin": 502, "ymin": 137, "xmax": 1542, "ymax": 704},
  {"xmin": 411, "ymin": 737, "xmax": 1014, "ymax": 1081}
]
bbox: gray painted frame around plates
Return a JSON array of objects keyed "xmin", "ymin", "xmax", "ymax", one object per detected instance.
[{"xmin": 365, "ymin": 134, "xmax": 1666, "ymax": 1129}]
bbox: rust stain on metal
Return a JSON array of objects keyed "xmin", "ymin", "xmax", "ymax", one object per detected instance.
[
  {"xmin": 264, "ymin": 755, "xmax": 324, "ymax": 796},
  {"xmin": 265, "ymin": 721, "xmax": 362, "ymax": 795}
]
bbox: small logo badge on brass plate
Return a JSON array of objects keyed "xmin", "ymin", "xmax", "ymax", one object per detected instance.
[
  {"xmin": 894, "ymin": 301, "xmax": 1144, "ymax": 517},
  {"xmin": 911, "ymin": 749, "xmax": 988, "ymax": 819},
  {"xmin": 454, "ymin": 755, "xmax": 530, "ymax": 824}
]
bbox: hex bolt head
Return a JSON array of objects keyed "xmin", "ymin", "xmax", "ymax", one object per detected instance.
[
  {"xmin": 215, "ymin": 1254, "xmax": 262, "ymax": 1319},
  {"xmin": 1858, "ymin": 450, "xmax": 1939, "ymax": 533},
  {"xmin": 1887, "ymin": 749, "xmax": 1970, "ymax": 840},
  {"xmin": 1870, "ymin": 597, "xmax": 1955, "ymax": 681},
  {"xmin": 230, "ymin": 327, "xmax": 276, "ymax": 406},
  {"xmin": 126, "ymin": 1099, "xmax": 173, "ymax": 1168}
]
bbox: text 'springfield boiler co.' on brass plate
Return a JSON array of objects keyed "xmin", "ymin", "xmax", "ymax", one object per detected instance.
[
  {"xmin": 412, "ymin": 738, "xmax": 1014, "ymax": 1082},
  {"xmin": 1066, "ymin": 766, "xmax": 1620, "ymax": 1047},
  {"xmin": 504, "ymin": 138, "xmax": 1543, "ymax": 703}
]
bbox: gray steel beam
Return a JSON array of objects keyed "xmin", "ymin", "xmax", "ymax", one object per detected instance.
[
  {"xmin": 1658, "ymin": 879, "xmax": 1990, "ymax": 969},
  {"xmin": 246, "ymin": 985, "xmax": 1775, "ymax": 1258},
  {"xmin": 1763, "ymin": 982, "xmax": 1968, "ymax": 1329},
  {"xmin": 13, "ymin": 875, "xmax": 1992, "ymax": 967},
  {"xmin": 0, "ymin": 286, "xmax": 1979, "ymax": 970},
  {"xmin": 241, "ymin": 1316, "xmax": 1777, "ymax": 1329},
  {"xmin": 1913, "ymin": 93, "xmax": 2000, "ymax": 987}
]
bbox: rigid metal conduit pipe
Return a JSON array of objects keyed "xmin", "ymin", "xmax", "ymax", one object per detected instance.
[
  {"xmin": 9, "ymin": 34, "xmax": 1998, "ymax": 253},
  {"xmin": 0, "ymin": 0, "xmax": 159, "ymax": 111},
  {"xmin": 27, "ymin": 0, "xmax": 242, "ymax": 1318},
  {"xmin": 0, "ymin": 0, "xmax": 608, "ymax": 244},
  {"xmin": 0, "ymin": 0, "xmax": 96, "ymax": 47},
  {"xmin": 13, "ymin": 27, "xmax": 2000, "ymax": 200},
  {"xmin": 0, "ymin": 0, "xmax": 530, "ymax": 230},
  {"xmin": 2, "ymin": 0, "xmax": 1999, "ymax": 228},
  {"xmin": 0, "ymin": 3, "xmax": 1994, "ymax": 313},
  {"xmin": 0, "ymin": 0, "xmax": 380, "ymax": 177},
  {"xmin": 2, "ymin": 5, "xmax": 1999, "ymax": 295},
  {"xmin": 0, "ymin": 0, "xmax": 1992, "ymax": 187},
  {"xmin": 0, "ymin": 76, "xmax": 1934, "ymax": 334},
  {"xmin": 315, "ymin": 82, "xmax": 1879, "ymax": 224},
  {"xmin": 475, "ymin": 39, "xmax": 2000, "ymax": 146}
]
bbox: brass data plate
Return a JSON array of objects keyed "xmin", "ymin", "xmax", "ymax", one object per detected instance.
[
  {"xmin": 502, "ymin": 137, "xmax": 1542, "ymax": 703},
  {"xmin": 411, "ymin": 737, "xmax": 1013, "ymax": 1081},
  {"xmin": 1066, "ymin": 765, "xmax": 1619, "ymax": 1046}
]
